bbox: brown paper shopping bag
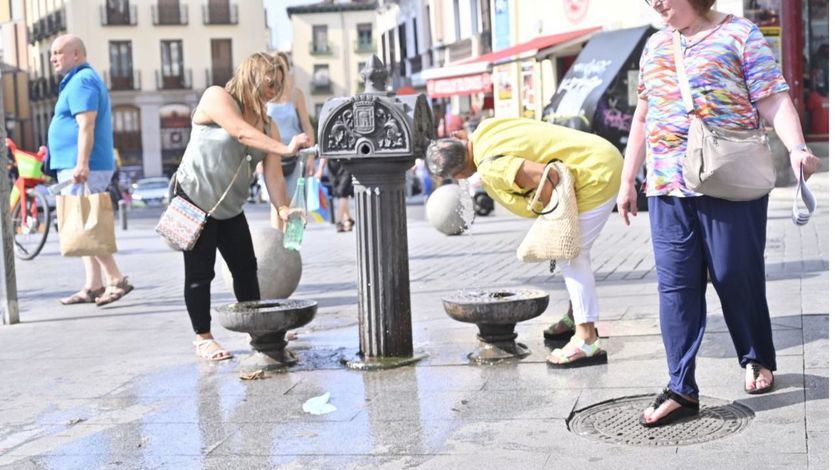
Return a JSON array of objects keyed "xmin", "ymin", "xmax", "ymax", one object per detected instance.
[{"xmin": 57, "ymin": 191, "xmax": 118, "ymax": 256}]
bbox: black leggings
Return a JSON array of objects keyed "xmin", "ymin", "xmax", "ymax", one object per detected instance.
[{"xmin": 183, "ymin": 211, "xmax": 260, "ymax": 334}]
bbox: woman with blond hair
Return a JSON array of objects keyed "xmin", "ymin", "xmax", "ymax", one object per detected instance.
[
  {"xmin": 267, "ymin": 52, "xmax": 316, "ymax": 228},
  {"xmin": 174, "ymin": 52, "xmax": 311, "ymax": 361}
]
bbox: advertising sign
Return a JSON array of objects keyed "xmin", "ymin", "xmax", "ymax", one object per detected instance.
[{"xmin": 521, "ymin": 62, "xmax": 537, "ymax": 119}]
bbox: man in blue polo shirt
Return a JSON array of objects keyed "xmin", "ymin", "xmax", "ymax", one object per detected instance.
[{"xmin": 48, "ymin": 34, "xmax": 133, "ymax": 307}]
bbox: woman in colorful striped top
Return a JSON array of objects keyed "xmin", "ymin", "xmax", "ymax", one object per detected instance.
[{"xmin": 618, "ymin": 0, "xmax": 821, "ymax": 427}]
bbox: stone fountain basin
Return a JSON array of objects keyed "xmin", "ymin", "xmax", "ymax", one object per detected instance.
[
  {"xmin": 216, "ymin": 299, "xmax": 317, "ymax": 335},
  {"xmin": 442, "ymin": 288, "xmax": 549, "ymax": 324}
]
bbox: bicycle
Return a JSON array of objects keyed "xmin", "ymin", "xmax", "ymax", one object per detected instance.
[{"xmin": 5, "ymin": 138, "xmax": 52, "ymax": 260}]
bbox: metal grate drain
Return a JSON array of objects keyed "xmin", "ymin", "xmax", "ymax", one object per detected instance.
[{"xmin": 568, "ymin": 394, "xmax": 754, "ymax": 447}]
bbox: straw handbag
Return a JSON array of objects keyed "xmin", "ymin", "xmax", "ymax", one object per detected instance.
[{"xmin": 516, "ymin": 160, "xmax": 581, "ymax": 262}]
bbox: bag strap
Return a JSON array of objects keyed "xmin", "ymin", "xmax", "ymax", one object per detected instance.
[
  {"xmin": 673, "ymin": 19, "xmax": 763, "ymax": 128},
  {"xmin": 526, "ymin": 161, "xmax": 561, "ymax": 216},
  {"xmin": 672, "ymin": 31, "xmax": 696, "ymax": 115},
  {"xmin": 207, "ymin": 152, "xmax": 248, "ymax": 216},
  {"xmin": 477, "ymin": 154, "xmax": 535, "ymax": 198}
]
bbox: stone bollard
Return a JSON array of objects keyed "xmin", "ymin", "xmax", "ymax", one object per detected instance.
[
  {"xmin": 318, "ymin": 55, "xmax": 434, "ymax": 370},
  {"xmin": 425, "ymin": 184, "xmax": 473, "ymax": 235}
]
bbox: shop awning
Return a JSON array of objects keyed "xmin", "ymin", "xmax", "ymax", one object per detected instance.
[
  {"xmin": 466, "ymin": 27, "xmax": 600, "ymax": 65},
  {"xmin": 422, "ymin": 27, "xmax": 600, "ymax": 98}
]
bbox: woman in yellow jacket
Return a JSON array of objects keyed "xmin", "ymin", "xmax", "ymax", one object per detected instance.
[{"xmin": 426, "ymin": 117, "xmax": 623, "ymax": 367}]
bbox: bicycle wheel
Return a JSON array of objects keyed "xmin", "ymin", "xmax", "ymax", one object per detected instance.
[{"xmin": 12, "ymin": 188, "xmax": 51, "ymax": 260}]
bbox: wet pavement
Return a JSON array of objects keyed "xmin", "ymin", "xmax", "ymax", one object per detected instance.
[{"xmin": 0, "ymin": 174, "xmax": 829, "ymax": 469}]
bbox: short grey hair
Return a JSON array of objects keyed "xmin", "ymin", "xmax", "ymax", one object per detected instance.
[{"xmin": 425, "ymin": 138, "xmax": 468, "ymax": 178}]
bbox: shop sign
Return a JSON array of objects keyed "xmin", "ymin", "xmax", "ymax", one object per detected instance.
[
  {"xmin": 426, "ymin": 73, "xmax": 492, "ymax": 98},
  {"xmin": 760, "ymin": 26, "xmax": 782, "ymax": 68},
  {"xmin": 521, "ymin": 62, "xmax": 537, "ymax": 119},
  {"xmin": 495, "ymin": 65, "xmax": 513, "ymax": 101},
  {"xmin": 494, "ymin": 0, "xmax": 511, "ymax": 51}
]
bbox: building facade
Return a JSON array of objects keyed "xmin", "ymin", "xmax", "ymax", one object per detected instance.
[
  {"xmin": 418, "ymin": 0, "xmax": 492, "ymax": 126},
  {"xmin": 25, "ymin": 0, "xmax": 268, "ymax": 179},
  {"xmin": 2, "ymin": 0, "xmax": 35, "ymax": 150},
  {"xmin": 417, "ymin": 0, "xmax": 826, "ymax": 140},
  {"xmin": 375, "ymin": 0, "xmax": 435, "ymax": 93},
  {"xmin": 286, "ymin": 0, "xmax": 378, "ymax": 122}
]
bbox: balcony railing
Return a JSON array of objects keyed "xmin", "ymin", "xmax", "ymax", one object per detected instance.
[
  {"xmin": 37, "ymin": 18, "xmax": 47, "ymax": 39},
  {"xmin": 52, "ymin": 9, "xmax": 67, "ymax": 33},
  {"xmin": 103, "ymin": 70, "xmax": 142, "ymax": 91},
  {"xmin": 447, "ymin": 37, "xmax": 473, "ymax": 63},
  {"xmin": 27, "ymin": 11, "xmax": 65, "ymax": 43},
  {"xmin": 28, "ymin": 79, "xmax": 40, "ymax": 100},
  {"xmin": 444, "ymin": 30, "xmax": 492, "ymax": 64},
  {"xmin": 202, "ymin": 2, "xmax": 238, "ymax": 25},
  {"xmin": 152, "ymin": 4, "xmax": 188, "ymax": 25},
  {"xmin": 28, "ymin": 77, "xmax": 50, "ymax": 101},
  {"xmin": 205, "ymin": 67, "xmax": 234, "ymax": 87},
  {"xmin": 27, "ymin": 24, "xmax": 39, "ymax": 44},
  {"xmin": 310, "ymin": 80, "xmax": 332, "ymax": 95},
  {"xmin": 309, "ymin": 41, "xmax": 332, "ymax": 56},
  {"xmin": 479, "ymin": 30, "xmax": 492, "ymax": 55},
  {"xmin": 155, "ymin": 69, "xmax": 192, "ymax": 90},
  {"xmin": 101, "ymin": 4, "xmax": 138, "ymax": 26},
  {"xmin": 408, "ymin": 55, "xmax": 423, "ymax": 74},
  {"xmin": 354, "ymin": 38, "xmax": 376, "ymax": 54},
  {"xmin": 47, "ymin": 76, "xmax": 60, "ymax": 97}
]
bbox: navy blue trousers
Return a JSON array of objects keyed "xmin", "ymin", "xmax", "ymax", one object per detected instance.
[{"xmin": 649, "ymin": 195, "xmax": 775, "ymax": 399}]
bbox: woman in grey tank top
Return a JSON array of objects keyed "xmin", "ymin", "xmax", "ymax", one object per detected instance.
[
  {"xmin": 266, "ymin": 52, "xmax": 316, "ymax": 228},
  {"xmin": 177, "ymin": 52, "xmax": 312, "ymax": 361}
]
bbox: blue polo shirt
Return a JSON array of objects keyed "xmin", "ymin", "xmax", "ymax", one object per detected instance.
[{"xmin": 47, "ymin": 63, "xmax": 115, "ymax": 171}]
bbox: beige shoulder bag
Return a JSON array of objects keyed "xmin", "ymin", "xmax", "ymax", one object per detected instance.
[{"xmin": 673, "ymin": 30, "xmax": 775, "ymax": 201}]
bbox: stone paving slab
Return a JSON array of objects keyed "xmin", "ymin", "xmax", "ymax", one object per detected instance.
[{"xmin": 0, "ymin": 175, "xmax": 829, "ymax": 469}]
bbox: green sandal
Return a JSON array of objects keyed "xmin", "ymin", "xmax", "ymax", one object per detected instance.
[
  {"xmin": 546, "ymin": 338, "xmax": 608, "ymax": 368},
  {"xmin": 543, "ymin": 311, "xmax": 575, "ymax": 341},
  {"xmin": 543, "ymin": 311, "xmax": 599, "ymax": 341}
]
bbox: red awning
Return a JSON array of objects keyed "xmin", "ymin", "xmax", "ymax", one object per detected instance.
[
  {"xmin": 396, "ymin": 86, "xmax": 418, "ymax": 95},
  {"xmin": 465, "ymin": 27, "xmax": 601, "ymax": 65},
  {"xmin": 426, "ymin": 72, "xmax": 493, "ymax": 98}
]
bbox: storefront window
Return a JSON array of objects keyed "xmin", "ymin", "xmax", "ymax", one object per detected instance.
[
  {"xmin": 744, "ymin": 1, "xmax": 782, "ymax": 66},
  {"xmin": 806, "ymin": 0, "xmax": 828, "ymax": 96}
]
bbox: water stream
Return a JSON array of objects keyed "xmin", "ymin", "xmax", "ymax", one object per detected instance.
[{"xmin": 455, "ymin": 179, "xmax": 478, "ymax": 295}]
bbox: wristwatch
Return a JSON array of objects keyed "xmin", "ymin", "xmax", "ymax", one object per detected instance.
[{"xmin": 791, "ymin": 144, "xmax": 809, "ymax": 153}]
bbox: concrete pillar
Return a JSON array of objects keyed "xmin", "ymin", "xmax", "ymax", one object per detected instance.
[{"xmin": 137, "ymin": 95, "xmax": 163, "ymax": 177}]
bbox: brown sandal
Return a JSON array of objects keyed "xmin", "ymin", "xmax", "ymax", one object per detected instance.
[
  {"xmin": 95, "ymin": 277, "xmax": 134, "ymax": 306},
  {"xmin": 60, "ymin": 287, "xmax": 105, "ymax": 305}
]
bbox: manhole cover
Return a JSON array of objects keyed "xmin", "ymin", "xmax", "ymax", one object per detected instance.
[{"xmin": 568, "ymin": 394, "xmax": 754, "ymax": 446}]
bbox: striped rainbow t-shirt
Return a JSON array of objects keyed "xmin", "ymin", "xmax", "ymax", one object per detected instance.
[{"xmin": 638, "ymin": 15, "xmax": 788, "ymax": 197}]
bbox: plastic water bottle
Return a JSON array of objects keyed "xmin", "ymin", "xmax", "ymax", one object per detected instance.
[{"xmin": 283, "ymin": 177, "xmax": 307, "ymax": 251}]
